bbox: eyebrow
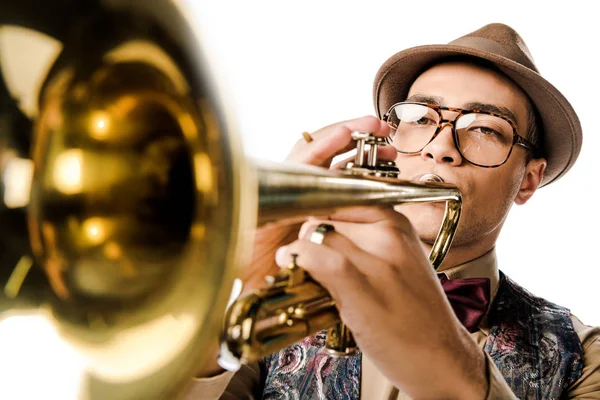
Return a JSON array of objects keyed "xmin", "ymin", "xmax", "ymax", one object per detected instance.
[
  {"xmin": 406, "ymin": 94, "xmax": 444, "ymax": 106},
  {"xmin": 405, "ymin": 94, "xmax": 519, "ymax": 126}
]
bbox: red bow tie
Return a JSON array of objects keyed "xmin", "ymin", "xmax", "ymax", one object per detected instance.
[{"xmin": 438, "ymin": 275, "xmax": 491, "ymax": 333}]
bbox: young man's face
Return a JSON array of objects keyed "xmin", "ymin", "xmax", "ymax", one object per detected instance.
[{"xmin": 393, "ymin": 61, "xmax": 546, "ymax": 251}]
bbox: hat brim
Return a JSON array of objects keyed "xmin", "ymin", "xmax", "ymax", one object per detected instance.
[{"xmin": 373, "ymin": 44, "xmax": 582, "ymax": 187}]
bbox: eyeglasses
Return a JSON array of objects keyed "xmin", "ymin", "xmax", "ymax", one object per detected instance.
[{"xmin": 382, "ymin": 102, "xmax": 538, "ymax": 168}]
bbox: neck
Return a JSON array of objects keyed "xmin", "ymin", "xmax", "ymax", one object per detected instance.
[{"xmin": 425, "ymin": 230, "xmax": 500, "ymax": 272}]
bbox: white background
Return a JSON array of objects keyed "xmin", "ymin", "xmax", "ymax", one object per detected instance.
[
  {"xmin": 0, "ymin": 2, "xmax": 597, "ymax": 399},
  {"xmin": 186, "ymin": 0, "xmax": 599, "ymax": 326}
]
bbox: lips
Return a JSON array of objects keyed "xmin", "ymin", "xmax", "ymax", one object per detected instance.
[{"xmin": 415, "ymin": 173, "xmax": 445, "ymax": 183}]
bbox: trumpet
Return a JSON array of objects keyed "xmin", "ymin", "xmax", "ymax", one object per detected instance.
[
  {"xmin": 220, "ymin": 132, "xmax": 462, "ymax": 367},
  {"xmin": 0, "ymin": 1, "xmax": 461, "ymax": 398}
]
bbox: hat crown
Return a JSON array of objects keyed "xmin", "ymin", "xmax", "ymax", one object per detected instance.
[
  {"xmin": 373, "ymin": 23, "xmax": 582, "ymax": 186},
  {"xmin": 449, "ymin": 23, "xmax": 538, "ymax": 73}
]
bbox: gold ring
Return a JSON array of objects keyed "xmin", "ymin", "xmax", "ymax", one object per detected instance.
[
  {"xmin": 309, "ymin": 223, "xmax": 335, "ymax": 245},
  {"xmin": 302, "ymin": 131, "xmax": 314, "ymax": 143}
]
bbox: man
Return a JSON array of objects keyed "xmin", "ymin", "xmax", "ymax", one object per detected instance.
[{"xmin": 187, "ymin": 23, "xmax": 600, "ymax": 399}]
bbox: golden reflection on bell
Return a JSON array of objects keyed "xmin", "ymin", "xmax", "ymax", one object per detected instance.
[
  {"xmin": 52, "ymin": 149, "xmax": 84, "ymax": 195},
  {"xmin": 1, "ymin": 1, "xmax": 247, "ymax": 399},
  {"xmin": 89, "ymin": 111, "xmax": 112, "ymax": 140},
  {"xmin": 81, "ymin": 217, "xmax": 111, "ymax": 246}
]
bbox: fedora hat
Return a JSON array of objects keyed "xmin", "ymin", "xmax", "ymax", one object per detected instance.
[{"xmin": 373, "ymin": 23, "xmax": 581, "ymax": 187}]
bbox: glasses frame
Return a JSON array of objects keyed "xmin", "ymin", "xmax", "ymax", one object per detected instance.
[{"xmin": 382, "ymin": 102, "xmax": 539, "ymax": 168}]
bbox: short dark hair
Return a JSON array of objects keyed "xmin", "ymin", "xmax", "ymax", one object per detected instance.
[{"xmin": 524, "ymin": 103, "xmax": 543, "ymax": 162}]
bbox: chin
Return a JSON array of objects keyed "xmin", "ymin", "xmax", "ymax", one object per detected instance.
[{"xmin": 394, "ymin": 203, "xmax": 445, "ymax": 244}]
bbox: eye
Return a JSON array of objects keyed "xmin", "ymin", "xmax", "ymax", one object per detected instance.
[
  {"xmin": 471, "ymin": 126, "xmax": 501, "ymax": 136},
  {"xmin": 415, "ymin": 117, "xmax": 434, "ymax": 125},
  {"xmin": 405, "ymin": 115, "xmax": 436, "ymax": 126},
  {"xmin": 458, "ymin": 113, "xmax": 513, "ymax": 141},
  {"xmin": 466, "ymin": 125, "xmax": 512, "ymax": 145}
]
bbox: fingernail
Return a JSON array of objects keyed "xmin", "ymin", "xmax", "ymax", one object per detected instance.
[
  {"xmin": 299, "ymin": 223, "xmax": 311, "ymax": 239},
  {"xmin": 275, "ymin": 246, "xmax": 288, "ymax": 266}
]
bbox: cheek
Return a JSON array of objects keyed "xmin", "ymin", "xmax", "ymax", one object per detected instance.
[{"xmin": 464, "ymin": 169, "xmax": 522, "ymax": 221}]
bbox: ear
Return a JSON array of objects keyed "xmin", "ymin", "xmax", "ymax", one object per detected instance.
[{"xmin": 515, "ymin": 158, "xmax": 547, "ymax": 205}]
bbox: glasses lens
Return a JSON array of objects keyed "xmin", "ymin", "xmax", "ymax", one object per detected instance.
[
  {"xmin": 386, "ymin": 104, "xmax": 439, "ymax": 153},
  {"xmin": 455, "ymin": 113, "xmax": 514, "ymax": 166}
]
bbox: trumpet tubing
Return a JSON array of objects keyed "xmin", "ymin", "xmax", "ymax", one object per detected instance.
[{"xmin": 221, "ymin": 157, "xmax": 462, "ymax": 366}]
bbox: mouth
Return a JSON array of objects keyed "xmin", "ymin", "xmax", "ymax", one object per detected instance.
[{"xmin": 416, "ymin": 173, "xmax": 445, "ymax": 183}]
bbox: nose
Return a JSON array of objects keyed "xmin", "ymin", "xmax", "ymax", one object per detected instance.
[{"xmin": 420, "ymin": 123, "xmax": 463, "ymax": 166}]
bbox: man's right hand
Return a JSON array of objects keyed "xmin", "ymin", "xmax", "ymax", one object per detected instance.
[{"xmin": 240, "ymin": 115, "xmax": 396, "ymax": 293}]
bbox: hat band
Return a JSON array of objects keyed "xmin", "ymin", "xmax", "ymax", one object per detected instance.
[{"xmin": 449, "ymin": 36, "xmax": 537, "ymax": 71}]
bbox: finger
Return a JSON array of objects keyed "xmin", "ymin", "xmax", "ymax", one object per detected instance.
[
  {"xmin": 287, "ymin": 116, "xmax": 390, "ymax": 167},
  {"xmin": 298, "ymin": 208, "xmax": 411, "ymax": 245},
  {"xmin": 274, "ymin": 238, "xmax": 375, "ymax": 305},
  {"xmin": 298, "ymin": 222, "xmax": 405, "ymax": 280},
  {"xmin": 330, "ymin": 206, "xmax": 410, "ymax": 224},
  {"xmin": 298, "ymin": 217, "xmax": 422, "ymax": 275},
  {"xmin": 310, "ymin": 115, "xmax": 390, "ymax": 141},
  {"xmin": 297, "ymin": 217, "xmax": 382, "ymax": 241},
  {"xmin": 330, "ymin": 144, "xmax": 398, "ymax": 170}
]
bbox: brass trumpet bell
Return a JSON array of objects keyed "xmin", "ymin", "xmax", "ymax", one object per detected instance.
[{"xmin": 1, "ymin": 1, "xmax": 250, "ymax": 398}]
